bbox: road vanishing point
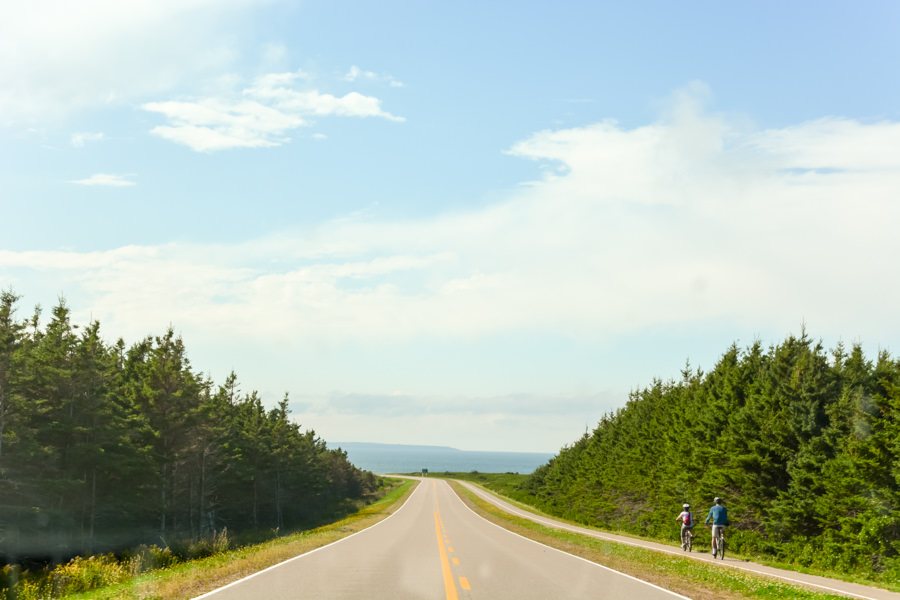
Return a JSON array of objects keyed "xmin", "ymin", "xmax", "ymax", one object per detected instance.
[{"xmin": 196, "ymin": 478, "xmax": 900, "ymax": 600}]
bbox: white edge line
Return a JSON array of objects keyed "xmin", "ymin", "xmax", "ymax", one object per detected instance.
[
  {"xmin": 442, "ymin": 479, "xmax": 694, "ymax": 600},
  {"xmin": 191, "ymin": 479, "xmax": 424, "ymax": 600},
  {"xmin": 456, "ymin": 481, "xmax": 884, "ymax": 600}
]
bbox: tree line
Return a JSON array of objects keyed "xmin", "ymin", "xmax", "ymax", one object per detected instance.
[
  {"xmin": 0, "ymin": 291, "xmax": 377, "ymax": 562},
  {"xmin": 520, "ymin": 330, "xmax": 900, "ymax": 580}
]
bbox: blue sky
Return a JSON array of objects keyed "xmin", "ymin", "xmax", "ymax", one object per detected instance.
[{"xmin": 2, "ymin": 1, "xmax": 899, "ymax": 452}]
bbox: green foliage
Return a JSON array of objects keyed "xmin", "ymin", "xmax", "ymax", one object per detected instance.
[
  {"xmin": 522, "ymin": 331, "xmax": 900, "ymax": 583},
  {"xmin": 0, "ymin": 292, "xmax": 378, "ymax": 593},
  {"xmin": 52, "ymin": 555, "xmax": 131, "ymax": 595}
]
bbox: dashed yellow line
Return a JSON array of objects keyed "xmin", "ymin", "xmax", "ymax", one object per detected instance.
[
  {"xmin": 434, "ymin": 482, "xmax": 471, "ymax": 595},
  {"xmin": 434, "ymin": 509, "xmax": 459, "ymax": 600}
]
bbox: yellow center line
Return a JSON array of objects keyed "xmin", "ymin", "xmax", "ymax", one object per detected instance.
[
  {"xmin": 434, "ymin": 509, "xmax": 459, "ymax": 600},
  {"xmin": 459, "ymin": 577, "xmax": 471, "ymax": 590},
  {"xmin": 452, "ymin": 558, "xmax": 460, "ymax": 565}
]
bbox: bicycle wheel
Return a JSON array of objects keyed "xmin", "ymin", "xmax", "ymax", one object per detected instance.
[
  {"xmin": 718, "ymin": 532, "xmax": 725, "ymax": 559},
  {"xmin": 687, "ymin": 531, "xmax": 693, "ymax": 552}
]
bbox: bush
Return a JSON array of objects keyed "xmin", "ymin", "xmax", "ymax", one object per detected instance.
[
  {"xmin": 120, "ymin": 544, "xmax": 179, "ymax": 573},
  {"xmin": 2, "ymin": 537, "xmax": 225, "ymax": 600},
  {"xmin": 13, "ymin": 577, "xmax": 54, "ymax": 600},
  {"xmin": 0, "ymin": 555, "xmax": 130, "ymax": 600},
  {"xmin": 52, "ymin": 554, "xmax": 129, "ymax": 594},
  {"xmin": 169, "ymin": 529, "xmax": 231, "ymax": 562}
]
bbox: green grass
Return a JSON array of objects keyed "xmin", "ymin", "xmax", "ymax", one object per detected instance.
[
  {"xmin": 33, "ymin": 479, "xmax": 417, "ymax": 600},
  {"xmin": 448, "ymin": 480, "xmax": 862, "ymax": 600}
]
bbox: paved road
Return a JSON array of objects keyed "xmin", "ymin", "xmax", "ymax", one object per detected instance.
[
  {"xmin": 196, "ymin": 478, "xmax": 691, "ymax": 599},
  {"xmin": 456, "ymin": 481, "xmax": 900, "ymax": 600}
]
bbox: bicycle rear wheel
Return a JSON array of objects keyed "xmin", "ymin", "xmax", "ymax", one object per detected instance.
[{"xmin": 718, "ymin": 533, "xmax": 725, "ymax": 559}]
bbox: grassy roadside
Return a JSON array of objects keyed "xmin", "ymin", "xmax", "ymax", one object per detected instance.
[
  {"xmin": 447, "ymin": 480, "xmax": 856, "ymax": 600},
  {"xmin": 56, "ymin": 479, "xmax": 417, "ymax": 600}
]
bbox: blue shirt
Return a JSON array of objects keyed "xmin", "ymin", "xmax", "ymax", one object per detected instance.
[{"xmin": 705, "ymin": 504, "xmax": 729, "ymax": 525}]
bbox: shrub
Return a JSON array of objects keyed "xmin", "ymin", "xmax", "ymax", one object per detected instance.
[
  {"xmin": 120, "ymin": 545, "xmax": 179, "ymax": 574},
  {"xmin": 13, "ymin": 577, "xmax": 54, "ymax": 600},
  {"xmin": 52, "ymin": 554, "xmax": 129, "ymax": 594}
]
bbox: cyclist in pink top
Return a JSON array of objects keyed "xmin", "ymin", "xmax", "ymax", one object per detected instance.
[{"xmin": 676, "ymin": 503, "xmax": 694, "ymax": 547}]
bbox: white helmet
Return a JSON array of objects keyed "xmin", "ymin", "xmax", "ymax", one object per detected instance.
[{"xmin": 683, "ymin": 503, "xmax": 690, "ymax": 509}]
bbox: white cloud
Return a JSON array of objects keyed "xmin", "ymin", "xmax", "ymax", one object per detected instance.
[
  {"xmin": 71, "ymin": 132, "xmax": 104, "ymax": 147},
  {"xmin": 748, "ymin": 117, "xmax": 900, "ymax": 171},
  {"xmin": 142, "ymin": 70, "xmax": 403, "ymax": 151},
  {"xmin": 341, "ymin": 65, "xmax": 405, "ymax": 88},
  {"xmin": 247, "ymin": 88, "xmax": 403, "ymax": 121},
  {"xmin": 253, "ymin": 70, "xmax": 309, "ymax": 89},
  {"xmin": 143, "ymin": 98, "xmax": 304, "ymax": 152},
  {"xmin": 341, "ymin": 66, "xmax": 372, "ymax": 82},
  {"xmin": 69, "ymin": 173, "xmax": 135, "ymax": 186},
  {"xmin": 245, "ymin": 74, "xmax": 404, "ymax": 120},
  {"xmin": 0, "ymin": 0, "xmax": 265, "ymax": 124},
  {"xmin": 9, "ymin": 87, "xmax": 900, "ymax": 347}
]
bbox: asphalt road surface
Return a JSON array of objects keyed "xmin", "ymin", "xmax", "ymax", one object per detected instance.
[{"xmin": 196, "ymin": 478, "xmax": 691, "ymax": 600}]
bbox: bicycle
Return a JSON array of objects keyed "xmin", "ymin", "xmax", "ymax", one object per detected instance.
[
  {"xmin": 681, "ymin": 526, "xmax": 694, "ymax": 552},
  {"xmin": 711, "ymin": 525, "xmax": 725, "ymax": 559}
]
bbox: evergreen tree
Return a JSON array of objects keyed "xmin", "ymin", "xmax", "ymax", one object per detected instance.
[
  {"xmin": 0, "ymin": 291, "xmax": 376, "ymax": 562},
  {"xmin": 522, "ymin": 333, "xmax": 900, "ymax": 579}
]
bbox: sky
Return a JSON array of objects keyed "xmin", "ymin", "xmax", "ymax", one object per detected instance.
[{"xmin": 2, "ymin": 1, "xmax": 899, "ymax": 453}]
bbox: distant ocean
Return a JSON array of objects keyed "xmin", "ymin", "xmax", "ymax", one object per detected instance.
[{"xmin": 332, "ymin": 442, "xmax": 555, "ymax": 475}]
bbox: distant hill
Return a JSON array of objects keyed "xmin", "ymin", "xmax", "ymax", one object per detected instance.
[
  {"xmin": 330, "ymin": 442, "xmax": 554, "ymax": 475},
  {"xmin": 332, "ymin": 442, "xmax": 462, "ymax": 452}
]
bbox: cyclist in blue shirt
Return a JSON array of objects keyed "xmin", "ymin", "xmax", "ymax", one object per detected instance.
[{"xmin": 704, "ymin": 497, "xmax": 729, "ymax": 557}]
